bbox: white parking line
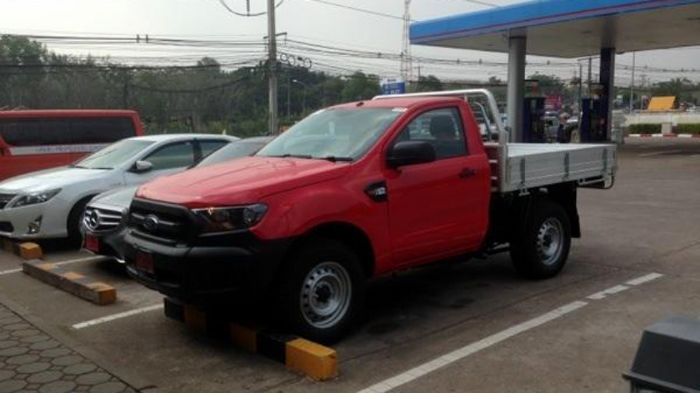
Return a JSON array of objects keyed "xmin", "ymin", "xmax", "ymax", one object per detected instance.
[
  {"xmin": 0, "ymin": 255, "xmax": 107, "ymax": 277},
  {"xmin": 51, "ymin": 255, "xmax": 111, "ymax": 265},
  {"xmin": 0, "ymin": 268, "xmax": 21, "ymax": 276},
  {"xmin": 72, "ymin": 304, "xmax": 164, "ymax": 330},
  {"xmin": 356, "ymin": 272, "xmax": 665, "ymax": 393},
  {"xmin": 626, "ymin": 272, "xmax": 664, "ymax": 286},
  {"xmin": 357, "ymin": 301, "xmax": 588, "ymax": 393},
  {"xmin": 586, "ymin": 284, "xmax": 630, "ymax": 300}
]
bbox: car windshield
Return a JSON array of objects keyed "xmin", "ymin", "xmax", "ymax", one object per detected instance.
[
  {"xmin": 198, "ymin": 140, "xmax": 268, "ymax": 166},
  {"xmin": 73, "ymin": 139, "xmax": 154, "ymax": 170},
  {"xmin": 256, "ymin": 108, "xmax": 401, "ymax": 161}
]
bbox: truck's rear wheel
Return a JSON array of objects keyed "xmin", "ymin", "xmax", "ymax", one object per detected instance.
[
  {"xmin": 510, "ymin": 200, "xmax": 571, "ymax": 279},
  {"xmin": 279, "ymin": 238, "xmax": 365, "ymax": 344}
]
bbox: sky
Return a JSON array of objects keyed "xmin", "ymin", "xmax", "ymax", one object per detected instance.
[{"xmin": 1, "ymin": 0, "xmax": 699, "ymax": 85}]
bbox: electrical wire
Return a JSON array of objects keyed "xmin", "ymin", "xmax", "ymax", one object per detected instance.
[
  {"xmin": 461, "ymin": 0, "xmax": 500, "ymax": 7},
  {"xmin": 304, "ymin": 0, "xmax": 405, "ymax": 21},
  {"xmin": 217, "ymin": 0, "xmax": 285, "ymax": 17}
]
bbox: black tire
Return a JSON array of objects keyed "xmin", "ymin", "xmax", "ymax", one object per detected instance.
[
  {"xmin": 510, "ymin": 200, "xmax": 571, "ymax": 279},
  {"xmin": 66, "ymin": 197, "xmax": 92, "ymax": 249},
  {"xmin": 278, "ymin": 237, "xmax": 365, "ymax": 344}
]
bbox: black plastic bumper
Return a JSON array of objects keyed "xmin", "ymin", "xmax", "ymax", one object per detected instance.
[{"xmin": 124, "ymin": 230, "xmax": 292, "ymax": 303}]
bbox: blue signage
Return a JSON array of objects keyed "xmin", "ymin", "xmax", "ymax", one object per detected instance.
[{"xmin": 380, "ymin": 78, "xmax": 406, "ymax": 95}]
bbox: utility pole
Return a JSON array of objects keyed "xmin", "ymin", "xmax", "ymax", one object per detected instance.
[
  {"xmin": 629, "ymin": 52, "xmax": 636, "ymax": 113},
  {"xmin": 587, "ymin": 57, "xmax": 592, "ymax": 96},
  {"xmin": 267, "ymin": 0, "xmax": 278, "ymax": 134},
  {"xmin": 292, "ymin": 79, "xmax": 307, "ymax": 114},
  {"xmin": 578, "ymin": 62, "xmax": 583, "ymax": 112},
  {"xmin": 286, "ymin": 76, "xmax": 291, "ymax": 118},
  {"xmin": 400, "ymin": 0, "xmax": 412, "ymax": 83}
]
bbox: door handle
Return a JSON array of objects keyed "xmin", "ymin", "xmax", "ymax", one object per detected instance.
[{"xmin": 459, "ymin": 168, "xmax": 477, "ymax": 179}]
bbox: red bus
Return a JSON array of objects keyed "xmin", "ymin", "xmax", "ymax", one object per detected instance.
[{"xmin": 0, "ymin": 110, "xmax": 144, "ymax": 180}]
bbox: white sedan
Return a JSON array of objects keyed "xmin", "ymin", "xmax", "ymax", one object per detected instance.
[{"xmin": 0, "ymin": 134, "xmax": 237, "ymax": 244}]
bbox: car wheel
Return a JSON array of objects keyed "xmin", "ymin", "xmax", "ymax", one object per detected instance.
[
  {"xmin": 67, "ymin": 197, "xmax": 93, "ymax": 249},
  {"xmin": 510, "ymin": 200, "xmax": 571, "ymax": 279},
  {"xmin": 279, "ymin": 237, "xmax": 365, "ymax": 344}
]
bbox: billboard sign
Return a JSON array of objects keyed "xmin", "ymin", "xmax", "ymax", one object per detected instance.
[{"xmin": 380, "ymin": 77, "xmax": 406, "ymax": 95}]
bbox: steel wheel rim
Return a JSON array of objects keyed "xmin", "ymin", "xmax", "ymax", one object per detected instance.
[
  {"xmin": 300, "ymin": 261, "xmax": 352, "ymax": 329},
  {"xmin": 537, "ymin": 217, "xmax": 564, "ymax": 266}
]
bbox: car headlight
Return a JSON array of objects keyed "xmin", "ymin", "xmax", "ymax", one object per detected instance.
[
  {"xmin": 192, "ymin": 204, "xmax": 268, "ymax": 233},
  {"xmin": 10, "ymin": 189, "xmax": 62, "ymax": 208}
]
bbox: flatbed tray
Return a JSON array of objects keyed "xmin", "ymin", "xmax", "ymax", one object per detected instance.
[{"xmin": 485, "ymin": 143, "xmax": 617, "ymax": 193}]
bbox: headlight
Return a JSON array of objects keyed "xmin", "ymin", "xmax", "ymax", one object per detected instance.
[
  {"xmin": 193, "ymin": 204, "xmax": 268, "ymax": 233},
  {"xmin": 10, "ymin": 189, "xmax": 62, "ymax": 208}
]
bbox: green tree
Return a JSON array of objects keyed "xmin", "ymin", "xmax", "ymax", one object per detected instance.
[
  {"xmin": 651, "ymin": 78, "xmax": 696, "ymax": 104},
  {"xmin": 341, "ymin": 72, "xmax": 380, "ymax": 101},
  {"xmin": 412, "ymin": 75, "xmax": 443, "ymax": 92}
]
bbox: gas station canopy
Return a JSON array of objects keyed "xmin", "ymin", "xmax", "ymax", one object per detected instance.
[{"xmin": 410, "ymin": 0, "xmax": 700, "ymax": 58}]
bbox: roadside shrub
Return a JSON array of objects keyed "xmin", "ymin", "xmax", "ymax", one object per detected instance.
[
  {"xmin": 675, "ymin": 123, "xmax": 700, "ymax": 134},
  {"xmin": 628, "ymin": 123, "xmax": 662, "ymax": 134}
]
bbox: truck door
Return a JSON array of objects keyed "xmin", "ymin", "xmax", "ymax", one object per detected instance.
[{"xmin": 384, "ymin": 106, "xmax": 489, "ymax": 267}]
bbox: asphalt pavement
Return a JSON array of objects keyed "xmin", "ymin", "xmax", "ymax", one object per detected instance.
[{"xmin": 0, "ymin": 137, "xmax": 699, "ymax": 393}]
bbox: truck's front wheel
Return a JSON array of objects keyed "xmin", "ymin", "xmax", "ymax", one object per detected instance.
[
  {"xmin": 510, "ymin": 200, "xmax": 571, "ymax": 279},
  {"xmin": 279, "ymin": 238, "xmax": 365, "ymax": 344}
]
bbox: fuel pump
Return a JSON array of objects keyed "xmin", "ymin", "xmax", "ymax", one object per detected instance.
[
  {"xmin": 522, "ymin": 96, "xmax": 546, "ymax": 142},
  {"xmin": 580, "ymin": 84, "xmax": 608, "ymax": 142}
]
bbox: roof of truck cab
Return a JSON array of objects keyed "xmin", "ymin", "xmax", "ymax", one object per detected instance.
[{"xmin": 333, "ymin": 97, "xmax": 464, "ymax": 110}]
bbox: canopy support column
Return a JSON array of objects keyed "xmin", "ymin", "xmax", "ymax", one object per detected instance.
[
  {"xmin": 599, "ymin": 47, "xmax": 615, "ymax": 141},
  {"xmin": 507, "ymin": 36, "xmax": 526, "ymax": 142}
]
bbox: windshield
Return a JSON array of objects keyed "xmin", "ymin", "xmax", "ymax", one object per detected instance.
[
  {"xmin": 256, "ymin": 108, "xmax": 401, "ymax": 161},
  {"xmin": 73, "ymin": 139, "xmax": 154, "ymax": 170},
  {"xmin": 198, "ymin": 140, "xmax": 268, "ymax": 166}
]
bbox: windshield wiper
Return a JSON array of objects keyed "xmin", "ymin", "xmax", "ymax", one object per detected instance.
[
  {"xmin": 317, "ymin": 156, "xmax": 353, "ymax": 162},
  {"xmin": 269, "ymin": 154, "xmax": 313, "ymax": 159}
]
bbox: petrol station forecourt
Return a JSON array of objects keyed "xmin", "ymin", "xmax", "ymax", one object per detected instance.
[{"xmin": 410, "ymin": 0, "xmax": 700, "ymax": 143}]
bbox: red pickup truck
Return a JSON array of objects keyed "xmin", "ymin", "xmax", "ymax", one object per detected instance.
[{"xmin": 125, "ymin": 94, "xmax": 615, "ymax": 343}]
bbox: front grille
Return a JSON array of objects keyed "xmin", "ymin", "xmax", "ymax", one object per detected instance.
[
  {"xmin": 0, "ymin": 194, "xmax": 16, "ymax": 209},
  {"xmin": 128, "ymin": 198, "xmax": 195, "ymax": 243},
  {"xmin": 83, "ymin": 206, "xmax": 123, "ymax": 232},
  {"xmin": 0, "ymin": 221, "xmax": 13, "ymax": 233}
]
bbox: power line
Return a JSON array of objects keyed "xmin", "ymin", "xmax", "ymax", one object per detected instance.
[
  {"xmin": 461, "ymin": 0, "xmax": 500, "ymax": 7},
  {"xmin": 217, "ymin": 0, "xmax": 285, "ymax": 17},
  {"xmin": 304, "ymin": 0, "xmax": 405, "ymax": 21}
]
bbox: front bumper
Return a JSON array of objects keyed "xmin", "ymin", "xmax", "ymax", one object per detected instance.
[
  {"xmin": 0, "ymin": 203, "xmax": 67, "ymax": 239},
  {"xmin": 82, "ymin": 226, "xmax": 129, "ymax": 263},
  {"xmin": 124, "ymin": 230, "xmax": 292, "ymax": 304}
]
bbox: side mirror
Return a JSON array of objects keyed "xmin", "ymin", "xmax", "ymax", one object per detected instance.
[
  {"xmin": 132, "ymin": 160, "xmax": 153, "ymax": 173},
  {"xmin": 387, "ymin": 141, "xmax": 436, "ymax": 168}
]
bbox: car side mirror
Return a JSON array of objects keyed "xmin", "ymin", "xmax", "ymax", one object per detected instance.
[
  {"xmin": 387, "ymin": 141, "xmax": 436, "ymax": 168},
  {"xmin": 132, "ymin": 160, "xmax": 153, "ymax": 173}
]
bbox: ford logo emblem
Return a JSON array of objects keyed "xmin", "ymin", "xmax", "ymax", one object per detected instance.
[{"xmin": 143, "ymin": 214, "xmax": 160, "ymax": 232}]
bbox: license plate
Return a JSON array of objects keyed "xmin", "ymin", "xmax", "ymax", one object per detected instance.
[
  {"xmin": 84, "ymin": 235, "xmax": 100, "ymax": 253},
  {"xmin": 135, "ymin": 251, "xmax": 155, "ymax": 274}
]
